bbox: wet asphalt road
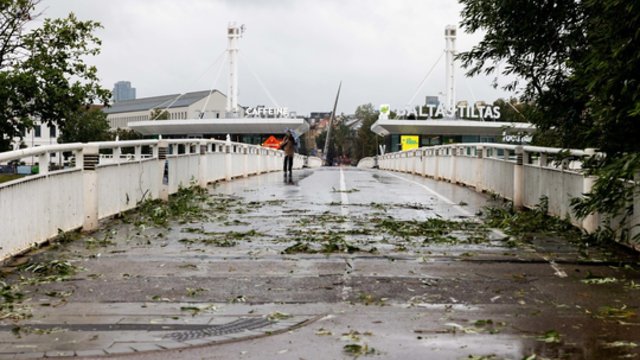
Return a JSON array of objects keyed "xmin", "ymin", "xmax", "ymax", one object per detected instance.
[{"xmin": 1, "ymin": 167, "xmax": 640, "ymax": 359}]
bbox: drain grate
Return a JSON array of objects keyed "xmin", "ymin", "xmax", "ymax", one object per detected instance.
[{"xmin": 164, "ymin": 317, "xmax": 274, "ymax": 342}]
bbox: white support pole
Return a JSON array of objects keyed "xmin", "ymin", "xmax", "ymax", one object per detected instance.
[
  {"xmin": 226, "ymin": 23, "xmax": 244, "ymax": 117},
  {"xmin": 444, "ymin": 25, "xmax": 456, "ymax": 116}
]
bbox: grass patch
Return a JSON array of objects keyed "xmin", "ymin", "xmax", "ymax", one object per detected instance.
[{"xmin": 0, "ymin": 174, "xmax": 24, "ymax": 184}]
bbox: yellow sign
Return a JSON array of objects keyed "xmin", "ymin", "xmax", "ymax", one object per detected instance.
[{"xmin": 401, "ymin": 135, "xmax": 419, "ymax": 151}]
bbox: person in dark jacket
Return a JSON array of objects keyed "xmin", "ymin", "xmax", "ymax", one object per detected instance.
[{"xmin": 280, "ymin": 129, "xmax": 295, "ymax": 178}]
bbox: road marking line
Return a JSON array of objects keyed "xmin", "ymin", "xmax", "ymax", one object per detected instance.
[
  {"xmin": 383, "ymin": 171, "xmax": 473, "ymax": 217},
  {"xmin": 339, "ymin": 167, "xmax": 353, "ymax": 301},
  {"xmin": 339, "ymin": 167, "xmax": 349, "ymax": 217}
]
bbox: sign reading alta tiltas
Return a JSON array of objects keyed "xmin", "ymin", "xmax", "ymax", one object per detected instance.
[{"xmin": 380, "ymin": 103, "xmax": 501, "ymax": 119}]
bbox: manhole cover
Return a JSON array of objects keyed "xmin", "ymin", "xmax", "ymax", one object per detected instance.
[{"xmin": 164, "ymin": 317, "xmax": 274, "ymax": 342}]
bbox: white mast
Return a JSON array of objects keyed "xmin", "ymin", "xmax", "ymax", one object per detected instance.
[
  {"xmin": 226, "ymin": 23, "xmax": 244, "ymax": 117},
  {"xmin": 444, "ymin": 25, "xmax": 456, "ymax": 117}
]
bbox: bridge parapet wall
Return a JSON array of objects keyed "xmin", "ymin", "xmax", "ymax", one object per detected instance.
[
  {"xmin": 0, "ymin": 139, "xmax": 304, "ymax": 261},
  {"xmin": 372, "ymin": 143, "xmax": 619, "ymax": 236}
]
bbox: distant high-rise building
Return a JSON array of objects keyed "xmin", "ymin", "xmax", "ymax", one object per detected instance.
[
  {"xmin": 425, "ymin": 96, "xmax": 439, "ymax": 107},
  {"xmin": 112, "ymin": 81, "xmax": 136, "ymax": 102}
]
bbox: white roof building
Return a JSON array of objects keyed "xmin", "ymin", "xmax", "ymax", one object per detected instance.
[{"xmin": 103, "ymin": 90, "xmax": 228, "ymax": 130}]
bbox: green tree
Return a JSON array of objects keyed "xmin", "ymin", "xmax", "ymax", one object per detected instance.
[
  {"xmin": 315, "ymin": 130, "xmax": 327, "ymax": 151},
  {"xmin": 575, "ymin": 1, "xmax": 640, "ymax": 155},
  {"xmin": 296, "ymin": 133, "xmax": 308, "ymax": 155},
  {"xmin": 458, "ymin": 0, "xmax": 640, "ymax": 238},
  {"xmin": 333, "ymin": 119, "xmax": 354, "ymax": 163},
  {"xmin": 150, "ymin": 108, "xmax": 170, "ymax": 120},
  {"xmin": 111, "ymin": 128, "xmax": 143, "ymax": 141},
  {"xmin": 457, "ymin": 0, "xmax": 589, "ymax": 148},
  {"xmin": 0, "ymin": 0, "xmax": 110, "ymax": 151},
  {"xmin": 353, "ymin": 103, "xmax": 379, "ymax": 161},
  {"xmin": 57, "ymin": 108, "xmax": 111, "ymax": 143},
  {"xmin": 315, "ymin": 128, "xmax": 338, "ymax": 165}
]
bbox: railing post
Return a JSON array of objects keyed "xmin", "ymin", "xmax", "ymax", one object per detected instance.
[
  {"xmin": 513, "ymin": 146, "xmax": 524, "ymax": 209},
  {"xmin": 257, "ymin": 148, "xmax": 263, "ymax": 175},
  {"xmin": 412, "ymin": 150, "xmax": 417, "ymax": 175},
  {"xmin": 582, "ymin": 148, "xmax": 600, "ymax": 234},
  {"xmin": 450, "ymin": 146, "xmax": 458, "ymax": 184},
  {"xmin": 158, "ymin": 140, "xmax": 169, "ymax": 202},
  {"xmin": 475, "ymin": 145, "xmax": 484, "ymax": 193},
  {"xmin": 539, "ymin": 152, "xmax": 547, "ymax": 168},
  {"xmin": 198, "ymin": 140, "xmax": 208, "ymax": 188},
  {"xmin": 225, "ymin": 138, "xmax": 232, "ymax": 181},
  {"xmin": 113, "ymin": 146, "xmax": 121, "ymax": 164},
  {"xmin": 434, "ymin": 148, "xmax": 440, "ymax": 180},
  {"xmin": 74, "ymin": 149, "xmax": 83, "ymax": 170},
  {"xmin": 82, "ymin": 144, "xmax": 99, "ymax": 231},
  {"xmin": 152, "ymin": 143, "xmax": 159, "ymax": 159},
  {"xmin": 134, "ymin": 145, "xmax": 142, "ymax": 161},
  {"xmin": 243, "ymin": 145, "xmax": 249, "ymax": 178},
  {"xmin": 38, "ymin": 153, "xmax": 49, "ymax": 175}
]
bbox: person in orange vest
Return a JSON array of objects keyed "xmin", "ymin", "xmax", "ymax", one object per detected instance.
[{"xmin": 280, "ymin": 129, "xmax": 296, "ymax": 178}]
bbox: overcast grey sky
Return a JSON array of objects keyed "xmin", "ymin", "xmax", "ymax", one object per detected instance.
[{"xmin": 38, "ymin": 0, "xmax": 515, "ymax": 115}]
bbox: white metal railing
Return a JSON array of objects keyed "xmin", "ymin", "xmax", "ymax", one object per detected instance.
[
  {"xmin": 0, "ymin": 138, "xmax": 307, "ymax": 261},
  {"xmin": 366, "ymin": 143, "xmax": 639, "ymax": 240}
]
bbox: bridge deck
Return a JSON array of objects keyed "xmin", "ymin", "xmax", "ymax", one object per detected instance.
[{"xmin": 0, "ymin": 167, "xmax": 638, "ymax": 359}]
